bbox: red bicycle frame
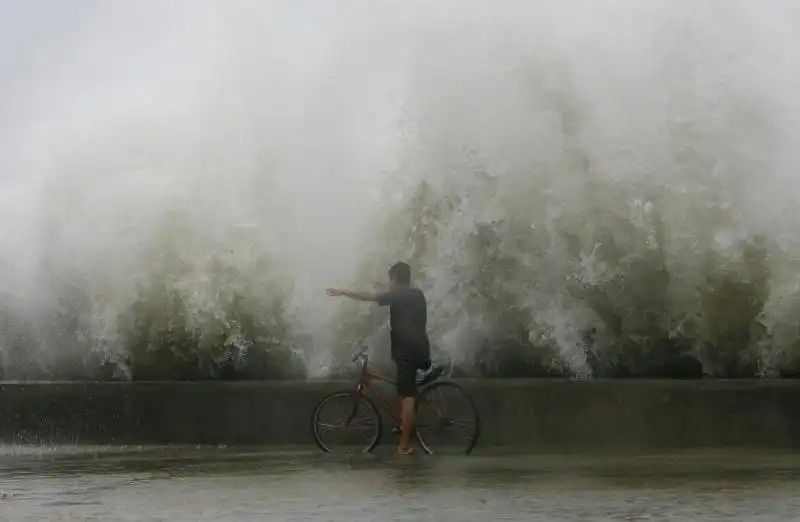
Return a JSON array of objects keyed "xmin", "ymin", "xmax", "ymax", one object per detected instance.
[{"xmin": 352, "ymin": 351, "xmax": 403, "ymax": 426}]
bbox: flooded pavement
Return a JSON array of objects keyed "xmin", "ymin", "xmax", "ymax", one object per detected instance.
[{"xmin": 0, "ymin": 446, "xmax": 797, "ymax": 521}]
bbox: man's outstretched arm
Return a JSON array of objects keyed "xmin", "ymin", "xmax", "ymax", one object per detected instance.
[
  {"xmin": 326, "ymin": 287, "xmax": 397, "ymax": 305},
  {"xmin": 326, "ymin": 288, "xmax": 378, "ymax": 302}
]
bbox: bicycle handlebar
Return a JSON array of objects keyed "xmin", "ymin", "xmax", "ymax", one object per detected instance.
[{"xmin": 351, "ymin": 346, "xmax": 369, "ymax": 364}]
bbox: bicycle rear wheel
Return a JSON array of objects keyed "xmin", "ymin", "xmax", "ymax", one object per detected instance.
[
  {"xmin": 414, "ymin": 381, "xmax": 480, "ymax": 455},
  {"xmin": 311, "ymin": 391, "xmax": 383, "ymax": 454}
]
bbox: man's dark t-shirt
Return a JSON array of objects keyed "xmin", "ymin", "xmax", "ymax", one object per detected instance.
[{"xmin": 376, "ymin": 287, "xmax": 430, "ymax": 362}]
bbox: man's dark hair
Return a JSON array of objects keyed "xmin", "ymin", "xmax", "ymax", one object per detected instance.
[{"xmin": 388, "ymin": 261, "xmax": 411, "ymax": 284}]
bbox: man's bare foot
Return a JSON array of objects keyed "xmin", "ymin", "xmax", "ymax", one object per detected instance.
[{"xmin": 396, "ymin": 446, "xmax": 414, "ymax": 456}]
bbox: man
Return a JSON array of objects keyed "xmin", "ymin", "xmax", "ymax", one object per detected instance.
[{"xmin": 325, "ymin": 261, "xmax": 431, "ymax": 456}]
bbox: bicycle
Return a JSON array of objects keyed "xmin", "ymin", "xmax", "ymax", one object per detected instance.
[{"xmin": 310, "ymin": 347, "xmax": 480, "ymax": 455}]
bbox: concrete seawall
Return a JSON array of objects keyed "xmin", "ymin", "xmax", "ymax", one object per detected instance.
[{"xmin": 0, "ymin": 380, "xmax": 797, "ymax": 450}]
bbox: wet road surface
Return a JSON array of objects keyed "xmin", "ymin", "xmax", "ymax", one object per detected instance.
[{"xmin": 0, "ymin": 446, "xmax": 797, "ymax": 521}]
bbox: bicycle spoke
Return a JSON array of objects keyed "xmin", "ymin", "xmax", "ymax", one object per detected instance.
[
  {"xmin": 433, "ymin": 387, "xmax": 450, "ymax": 418},
  {"xmin": 318, "ymin": 420, "xmax": 376, "ymax": 431}
]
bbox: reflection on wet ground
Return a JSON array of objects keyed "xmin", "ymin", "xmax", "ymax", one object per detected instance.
[{"xmin": 0, "ymin": 446, "xmax": 797, "ymax": 521}]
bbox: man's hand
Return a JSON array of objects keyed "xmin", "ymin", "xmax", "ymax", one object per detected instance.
[{"xmin": 326, "ymin": 288, "xmax": 346, "ymax": 297}]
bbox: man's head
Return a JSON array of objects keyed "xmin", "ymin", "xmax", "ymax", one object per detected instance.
[{"xmin": 388, "ymin": 261, "xmax": 411, "ymax": 289}]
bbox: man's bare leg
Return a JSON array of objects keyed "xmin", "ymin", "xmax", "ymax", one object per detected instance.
[{"xmin": 397, "ymin": 396, "xmax": 415, "ymax": 455}]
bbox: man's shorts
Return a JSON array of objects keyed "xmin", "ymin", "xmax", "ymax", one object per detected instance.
[{"xmin": 394, "ymin": 357, "xmax": 431, "ymax": 398}]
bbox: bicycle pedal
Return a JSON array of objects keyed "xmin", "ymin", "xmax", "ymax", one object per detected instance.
[{"xmin": 391, "ymin": 426, "xmax": 401, "ymax": 434}]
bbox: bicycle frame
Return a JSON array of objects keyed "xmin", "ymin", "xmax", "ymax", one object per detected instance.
[{"xmin": 351, "ymin": 351, "xmax": 403, "ymax": 426}]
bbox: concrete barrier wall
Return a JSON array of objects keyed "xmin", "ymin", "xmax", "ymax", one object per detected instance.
[{"xmin": 0, "ymin": 380, "xmax": 797, "ymax": 450}]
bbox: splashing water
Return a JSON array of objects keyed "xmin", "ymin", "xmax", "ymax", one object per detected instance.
[{"xmin": 1, "ymin": 1, "xmax": 799, "ymax": 379}]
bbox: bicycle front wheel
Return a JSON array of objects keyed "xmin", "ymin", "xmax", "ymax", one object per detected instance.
[
  {"xmin": 414, "ymin": 382, "xmax": 480, "ymax": 455},
  {"xmin": 311, "ymin": 391, "xmax": 383, "ymax": 454}
]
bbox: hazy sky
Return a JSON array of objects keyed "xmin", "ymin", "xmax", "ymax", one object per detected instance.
[
  {"xmin": 1, "ymin": 1, "xmax": 96, "ymax": 105},
  {"xmin": 0, "ymin": 1, "xmax": 100, "ymax": 167}
]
